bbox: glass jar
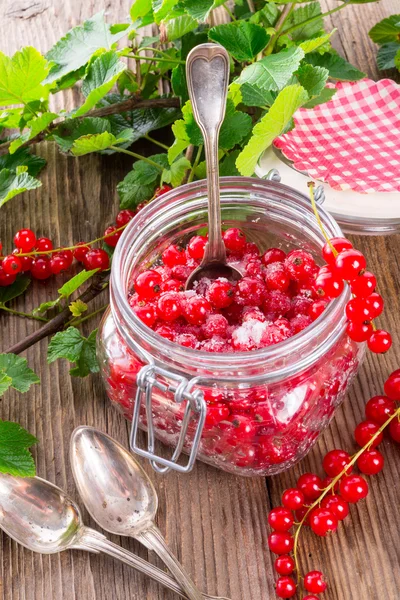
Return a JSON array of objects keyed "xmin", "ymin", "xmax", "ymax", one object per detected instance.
[{"xmin": 97, "ymin": 177, "xmax": 364, "ymax": 477}]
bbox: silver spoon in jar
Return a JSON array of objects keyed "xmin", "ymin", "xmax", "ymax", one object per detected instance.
[
  {"xmin": 185, "ymin": 43, "xmax": 242, "ymax": 290},
  {"xmin": 70, "ymin": 427, "xmax": 221, "ymax": 600},
  {"xmin": 0, "ymin": 473, "xmax": 228, "ymax": 600}
]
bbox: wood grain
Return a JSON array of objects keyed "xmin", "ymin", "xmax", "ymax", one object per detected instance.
[{"xmin": 0, "ymin": 1, "xmax": 400, "ymax": 599}]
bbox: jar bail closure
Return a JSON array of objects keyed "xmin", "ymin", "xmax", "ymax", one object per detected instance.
[{"xmin": 130, "ymin": 364, "xmax": 207, "ymax": 474}]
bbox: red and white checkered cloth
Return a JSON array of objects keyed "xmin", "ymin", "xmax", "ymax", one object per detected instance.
[{"xmin": 274, "ymin": 79, "xmax": 400, "ymax": 194}]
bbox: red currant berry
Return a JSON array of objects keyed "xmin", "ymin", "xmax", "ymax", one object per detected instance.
[
  {"xmin": 346, "ymin": 321, "xmax": 373, "ymax": 343},
  {"xmin": 202, "ymin": 314, "xmax": 228, "ymax": 338},
  {"xmin": 134, "ymin": 303, "xmax": 157, "ymax": 327},
  {"xmin": 389, "ymin": 419, "xmax": 400, "ymax": 443},
  {"xmin": 134, "ymin": 270, "xmax": 162, "ymax": 300},
  {"xmin": 187, "ymin": 235, "xmax": 207, "ymax": 260},
  {"xmin": 14, "ymin": 228, "xmax": 36, "ymax": 252},
  {"xmin": 104, "ymin": 225, "xmax": 122, "ymax": 247},
  {"xmin": 162, "ymin": 244, "xmax": 187, "ymax": 268},
  {"xmin": 12, "ymin": 249, "xmax": 33, "ymax": 272},
  {"xmin": 268, "ymin": 532, "xmax": 294, "ymax": 555},
  {"xmin": 303, "ymin": 597, "xmax": 319, "ymax": 600},
  {"xmin": 309, "ymin": 508, "xmax": 338, "ymax": 536},
  {"xmin": 50, "ymin": 253, "xmax": 69, "ymax": 274},
  {"xmin": 35, "ymin": 237, "xmax": 53, "ymax": 252},
  {"xmin": 161, "ymin": 278, "xmax": 184, "ymax": 293},
  {"xmin": 297, "ymin": 473, "xmax": 323, "ymax": 501},
  {"xmin": 365, "ymin": 395, "xmax": 396, "ymax": 425},
  {"xmin": 184, "ymin": 296, "xmax": 211, "ymax": 325},
  {"xmin": 73, "ymin": 242, "xmax": 90, "ymax": 263},
  {"xmin": 223, "ymin": 228, "xmax": 246, "ymax": 253},
  {"xmin": 322, "ymin": 237, "xmax": 353, "ymax": 265},
  {"xmin": 265, "ymin": 263, "xmax": 290, "ymax": 292},
  {"xmin": 339, "ymin": 475, "xmax": 368, "ymax": 503},
  {"xmin": 268, "ymin": 507, "xmax": 294, "ymax": 532},
  {"xmin": 282, "ymin": 488, "xmax": 305, "ymax": 511},
  {"xmin": 345, "ymin": 297, "xmax": 374, "ymax": 322},
  {"xmin": 31, "ymin": 257, "xmax": 52, "ymax": 280},
  {"xmin": 357, "ymin": 449, "xmax": 384, "ymax": 475},
  {"xmin": 365, "ymin": 292, "xmax": 384, "ymax": 318},
  {"xmin": 350, "ymin": 271, "xmax": 376, "ymax": 298},
  {"xmin": 206, "ymin": 279, "xmax": 234, "ymax": 308},
  {"xmin": 116, "ymin": 209, "xmax": 136, "ymax": 227},
  {"xmin": 221, "ymin": 414, "xmax": 256, "ymax": 445},
  {"xmin": 384, "ymin": 369, "xmax": 400, "ymax": 400},
  {"xmin": 234, "ymin": 277, "xmax": 265, "ymax": 306},
  {"xmin": 2, "ymin": 255, "xmax": 22, "ymax": 275},
  {"xmin": 58, "ymin": 249, "xmax": 73, "ymax": 268},
  {"xmin": 354, "ymin": 420, "xmax": 383, "ymax": 448},
  {"xmin": 274, "ymin": 555, "xmax": 295, "ymax": 576},
  {"xmin": 308, "ymin": 299, "xmax": 328, "ymax": 322},
  {"xmin": 284, "ymin": 250, "xmax": 316, "ymax": 282},
  {"xmin": 321, "ymin": 495, "xmax": 349, "ymax": 521},
  {"xmin": 335, "ymin": 249, "xmax": 366, "ymax": 280},
  {"xmin": 315, "ymin": 265, "xmax": 344, "ymax": 299},
  {"xmin": 153, "ymin": 184, "xmax": 172, "ymax": 198},
  {"xmin": 294, "ymin": 505, "xmax": 312, "ymax": 526},
  {"xmin": 83, "ymin": 248, "xmax": 110, "ymax": 271},
  {"xmin": 205, "ymin": 403, "xmax": 230, "ymax": 428},
  {"xmin": 0, "ymin": 266, "xmax": 16, "ymax": 286},
  {"xmin": 263, "ymin": 247, "xmax": 286, "ymax": 265},
  {"xmin": 304, "ymin": 571, "xmax": 327, "ymax": 594},
  {"xmin": 276, "ymin": 576, "xmax": 296, "ymax": 599},
  {"xmin": 368, "ymin": 329, "xmax": 392, "ymax": 354},
  {"xmin": 323, "ymin": 449, "xmax": 353, "ymax": 477},
  {"xmin": 156, "ymin": 292, "xmax": 182, "ymax": 321}
]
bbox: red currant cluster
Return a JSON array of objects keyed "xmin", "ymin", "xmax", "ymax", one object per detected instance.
[
  {"xmin": 267, "ymin": 369, "xmax": 400, "ymax": 599},
  {"xmin": 315, "ymin": 237, "xmax": 391, "ymax": 353}
]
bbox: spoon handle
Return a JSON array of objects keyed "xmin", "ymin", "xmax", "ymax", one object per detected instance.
[
  {"xmin": 186, "ymin": 43, "xmax": 229, "ymax": 266},
  {"xmin": 138, "ymin": 525, "xmax": 204, "ymax": 600}
]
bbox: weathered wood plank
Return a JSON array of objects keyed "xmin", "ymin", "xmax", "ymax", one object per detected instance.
[{"xmin": 1, "ymin": 1, "xmax": 400, "ymax": 599}]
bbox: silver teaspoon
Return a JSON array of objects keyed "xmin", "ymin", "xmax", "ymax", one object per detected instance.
[
  {"xmin": 0, "ymin": 473, "xmax": 227, "ymax": 600},
  {"xmin": 185, "ymin": 43, "xmax": 242, "ymax": 290},
  {"xmin": 70, "ymin": 427, "xmax": 217, "ymax": 600}
]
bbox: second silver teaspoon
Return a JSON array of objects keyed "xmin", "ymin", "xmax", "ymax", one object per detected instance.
[
  {"xmin": 0, "ymin": 473, "xmax": 224, "ymax": 599},
  {"xmin": 185, "ymin": 43, "xmax": 242, "ymax": 290},
  {"xmin": 70, "ymin": 427, "xmax": 218, "ymax": 600}
]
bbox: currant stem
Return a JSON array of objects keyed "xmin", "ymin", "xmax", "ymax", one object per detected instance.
[
  {"xmin": 109, "ymin": 146, "xmax": 164, "ymax": 170},
  {"xmin": 292, "ymin": 406, "xmax": 400, "ymax": 581},
  {"xmin": 0, "ymin": 305, "xmax": 48, "ymax": 322},
  {"xmin": 143, "ymin": 134, "xmax": 169, "ymax": 150},
  {"xmin": 308, "ymin": 182, "xmax": 337, "ymax": 256},
  {"xmin": 66, "ymin": 303, "xmax": 109, "ymax": 328}
]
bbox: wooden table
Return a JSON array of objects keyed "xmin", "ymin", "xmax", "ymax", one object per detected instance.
[{"xmin": 1, "ymin": 1, "xmax": 399, "ymax": 598}]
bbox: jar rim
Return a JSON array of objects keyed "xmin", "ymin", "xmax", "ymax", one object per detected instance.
[{"xmin": 110, "ymin": 177, "xmax": 350, "ymax": 378}]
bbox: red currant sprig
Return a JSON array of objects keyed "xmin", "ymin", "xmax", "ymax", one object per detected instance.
[
  {"xmin": 309, "ymin": 182, "xmax": 391, "ymax": 354},
  {"xmin": 268, "ymin": 368, "xmax": 400, "ymax": 599}
]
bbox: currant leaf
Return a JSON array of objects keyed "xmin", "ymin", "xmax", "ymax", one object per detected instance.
[
  {"xmin": 369, "ymin": 14, "xmax": 400, "ymax": 44},
  {"xmin": 71, "ymin": 129, "xmax": 134, "ymax": 156},
  {"xmin": 302, "ymin": 87, "xmax": 337, "ymax": 108},
  {"xmin": 284, "ymin": 2, "xmax": 324, "ymax": 41},
  {"xmin": 0, "ymin": 46, "xmax": 52, "ymax": 106},
  {"xmin": 53, "ymin": 117, "xmax": 112, "ymax": 153},
  {"xmin": 0, "ymin": 147, "xmax": 45, "ymax": 177},
  {"xmin": 209, "ymin": 21, "xmax": 270, "ymax": 61},
  {"xmin": 162, "ymin": 16, "xmax": 198, "ymax": 42},
  {"xmin": 58, "ymin": 269, "xmax": 100, "ymax": 298},
  {"xmin": 304, "ymin": 52, "xmax": 366, "ymax": 81},
  {"xmin": 295, "ymin": 64, "xmax": 329, "ymax": 98},
  {"xmin": 0, "ymin": 420, "xmax": 38, "ymax": 477},
  {"xmin": 0, "ymin": 354, "xmax": 40, "ymax": 394},
  {"xmin": 9, "ymin": 112, "xmax": 58, "ymax": 154},
  {"xmin": 237, "ymin": 47, "xmax": 305, "ymax": 92},
  {"xmin": 376, "ymin": 43, "xmax": 400, "ymax": 70},
  {"xmin": 162, "ymin": 156, "xmax": 191, "ymax": 187},
  {"xmin": 69, "ymin": 299, "xmax": 88, "ymax": 317},
  {"xmin": 0, "ymin": 168, "xmax": 41, "ymax": 207},
  {"xmin": 117, "ymin": 154, "xmax": 168, "ymax": 208},
  {"xmin": 299, "ymin": 30, "xmax": 335, "ymax": 54},
  {"xmin": 0, "ymin": 275, "xmax": 31, "ymax": 304}
]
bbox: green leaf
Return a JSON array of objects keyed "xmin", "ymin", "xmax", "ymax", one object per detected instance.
[
  {"xmin": 0, "ymin": 147, "xmax": 45, "ymax": 177},
  {"xmin": 58, "ymin": 269, "xmax": 99, "ymax": 298},
  {"xmin": 395, "ymin": 48, "xmax": 400, "ymax": 71},
  {"xmin": 0, "ymin": 46, "xmax": 51, "ymax": 106},
  {"xmin": 45, "ymin": 11, "xmax": 132, "ymax": 84},
  {"xmin": 69, "ymin": 299, "xmax": 88, "ymax": 317},
  {"xmin": 304, "ymin": 52, "xmax": 366, "ymax": 81},
  {"xmin": 118, "ymin": 153, "xmax": 168, "ymax": 208},
  {"xmin": 209, "ymin": 22, "xmax": 270, "ymax": 61},
  {"xmin": 250, "ymin": 4, "xmax": 280, "ymax": 28},
  {"xmin": 181, "ymin": 0, "xmax": 213, "ymax": 21},
  {"xmin": 240, "ymin": 82, "xmax": 272, "ymax": 107},
  {"xmin": 302, "ymin": 86, "xmax": 337, "ymax": 108},
  {"xmin": 376, "ymin": 43, "xmax": 400, "ymax": 70},
  {"xmin": 296, "ymin": 64, "xmax": 329, "ymax": 98},
  {"xmin": 169, "ymin": 119, "xmax": 190, "ymax": 163},
  {"xmin": 0, "ymin": 375, "xmax": 12, "ymax": 396},
  {"xmin": 47, "ymin": 327, "xmax": 99, "ymax": 377},
  {"xmin": 153, "ymin": 0, "xmax": 179, "ymax": 23},
  {"xmin": 0, "ymin": 168, "xmax": 41, "ymax": 207},
  {"xmin": 299, "ymin": 30, "xmax": 335, "ymax": 54},
  {"xmin": 236, "ymin": 84, "xmax": 309, "ymax": 176},
  {"xmin": 369, "ymin": 15, "xmax": 400, "ymax": 44},
  {"xmin": 171, "ymin": 64, "xmax": 188, "ymax": 102},
  {"xmin": 285, "ymin": 2, "xmax": 323, "ymax": 41},
  {"xmin": 131, "ymin": 0, "xmax": 152, "ymax": 21},
  {"xmin": 71, "ymin": 130, "xmax": 133, "ymax": 156},
  {"xmin": 0, "ymin": 275, "xmax": 30, "ymax": 304},
  {"xmin": 162, "ymin": 156, "xmax": 190, "ymax": 187},
  {"xmin": 0, "ymin": 420, "xmax": 38, "ymax": 477},
  {"xmin": 0, "ymin": 354, "xmax": 40, "ymax": 394},
  {"xmin": 9, "ymin": 112, "xmax": 58, "ymax": 154},
  {"xmin": 69, "ymin": 329, "xmax": 99, "ymax": 377},
  {"xmin": 74, "ymin": 51, "xmax": 126, "ymax": 118},
  {"xmin": 53, "ymin": 117, "xmax": 112, "ymax": 153},
  {"xmin": 163, "ymin": 15, "xmax": 197, "ymax": 41},
  {"xmin": 32, "ymin": 298, "xmax": 61, "ymax": 316},
  {"xmin": 220, "ymin": 149, "xmax": 241, "ymax": 176},
  {"xmin": 237, "ymin": 47, "xmax": 305, "ymax": 92}
]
